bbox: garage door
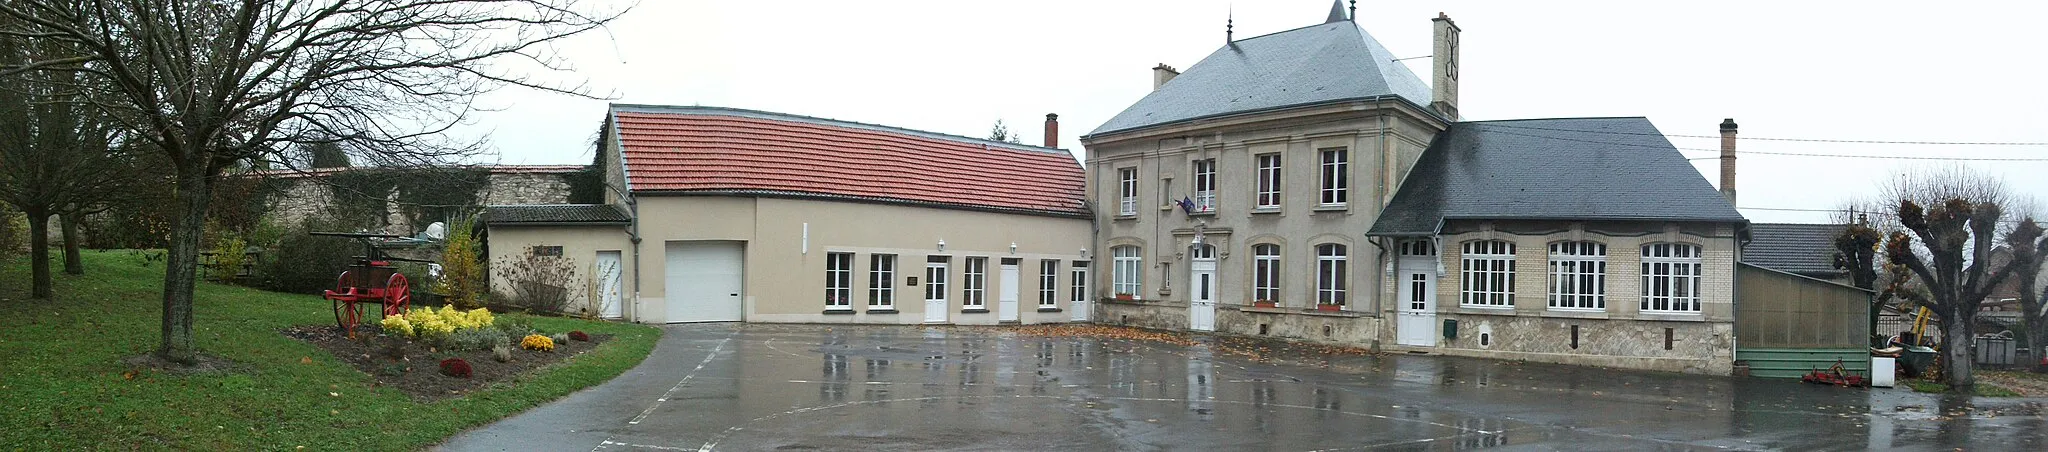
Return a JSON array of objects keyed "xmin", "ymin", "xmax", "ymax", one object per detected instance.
[{"xmin": 665, "ymin": 241, "xmax": 744, "ymax": 323}]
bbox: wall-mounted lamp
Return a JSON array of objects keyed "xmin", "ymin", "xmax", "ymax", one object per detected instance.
[
  {"xmin": 937, "ymin": 239, "xmax": 946, "ymax": 252},
  {"xmin": 1009, "ymin": 242, "xmax": 1018, "ymax": 254},
  {"xmin": 1080, "ymin": 248, "xmax": 1089, "ymax": 258}
]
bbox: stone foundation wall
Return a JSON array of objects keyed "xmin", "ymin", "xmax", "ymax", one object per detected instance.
[
  {"xmin": 1421, "ymin": 313, "xmax": 1735, "ymax": 375},
  {"xmin": 1097, "ymin": 300, "xmax": 1188, "ymax": 331},
  {"xmin": 264, "ymin": 170, "xmax": 574, "ymax": 232},
  {"xmin": 1219, "ymin": 307, "xmax": 1382, "ymax": 348}
]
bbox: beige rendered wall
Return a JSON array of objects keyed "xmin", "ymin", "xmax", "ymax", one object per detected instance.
[
  {"xmin": 1084, "ymin": 103, "xmax": 1444, "ymax": 316},
  {"xmin": 631, "ymin": 195, "xmax": 1091, "ymax": 324},
  {"xmin": 484, "ymin": 224, "xmax": 635, "ymax": 318}
]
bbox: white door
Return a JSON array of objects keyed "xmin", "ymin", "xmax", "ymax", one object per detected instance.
[
  {"xmin": 1397, "ymin": 269, "xmax": 1438, "ymax": 346},
  {"xmin": 924, "ymin": 261, "xmax": 949, "ymax": 323},
  {"xmin": 1070, "ymin": 264, "xmax": 1090, "ymax": 322},
  {"xmin": 1189, "ymin": 245, "xmax": 1217, "ymax": 332},
  {"xmin": 999, "ymin": 262, "xmax": 1021, "ymax": 322},
  {"xmin": 665, "ymin": 241, "xmax": 744, "ymax": 323},
  {"xmin": 596, "ymin": 251, "xmax": 624, "ymax": 319}
]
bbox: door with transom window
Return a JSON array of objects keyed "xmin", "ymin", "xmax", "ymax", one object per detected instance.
[
  {"xmin": 1189, "ymin": 244, "xmax": 1217, "ymax": 332},
  {"xmin": 1396, "ymin": 240, "xmax": 1438, "ymax": 346},
  {"xmin": 924, "ymin": 258, "xmax": 950, "ymax": 323}
]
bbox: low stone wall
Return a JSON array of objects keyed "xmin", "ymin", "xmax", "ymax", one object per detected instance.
[
  {"xmin": 1221, "ymin": 307, "xmax": 1383, "ymax": 349},
  {"xmin": 1096, "ymin": 299, "xmax": 1187, "ymax": 331},
  {"xmin": 1417, "ymin": 313, "xmax": 1735, "ymax": 375}
]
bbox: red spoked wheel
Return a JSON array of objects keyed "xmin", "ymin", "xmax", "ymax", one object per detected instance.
[
  {"xmin": 332, "ymin": 270, "xmax": 362, "ymax": 331},
  {"xmin": 384, "ymin": 273, "xmax": 411, "ymax": 318}
]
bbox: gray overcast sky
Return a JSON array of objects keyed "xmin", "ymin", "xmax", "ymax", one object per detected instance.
[{"xmin": 456, "ymin": 0, "xmax": 2048, "ymax": 224}]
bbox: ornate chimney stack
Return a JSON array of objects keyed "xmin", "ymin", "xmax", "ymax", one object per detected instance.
[
  {"xmin": 1720, "ymin": 118, "xmax": 1739, "ymax": 204},
  {"xmin": 1431, "ymin": 12, "xmax": 1462, "ymax": 121}
]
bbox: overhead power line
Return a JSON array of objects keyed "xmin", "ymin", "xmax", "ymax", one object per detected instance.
[{"xmin": 1471, "ymin": 123, "xmax": 2048, "ymax": 147}]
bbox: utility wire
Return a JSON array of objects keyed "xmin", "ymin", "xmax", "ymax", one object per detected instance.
[
  {"xmin": 1475, "ymin": 127, "xmax": 2048, "ymax": 162},
  {"xmin": 1472, "ymin": 123, "xmax": 2048, "ymax": 146}
]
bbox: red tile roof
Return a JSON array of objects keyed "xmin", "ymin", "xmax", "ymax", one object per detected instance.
[{"xmin": 610, "ymin": 105, "xmax": 1088, "ymax": 217}]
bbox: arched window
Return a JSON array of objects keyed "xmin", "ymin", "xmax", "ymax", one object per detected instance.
[
  {"xmin": 1111, "ymin": 246, "xmax": 1143, "ymax": 299},
  {"xmin": 1316, "ymin": 243, "xmax": 1348, "ymax": 306},
  {"xmin": 1547, "ymin": 241, "xmax": 1606, "ymax": 310},
  {"xmin": 1460, "ymin": 240, "xmax": 1515, "ymax": 307},
  {"xmin": 1641, "ymin": 243, "xmax": 1703, "ymax": 313},
  {"xmin": 1252, "ymin": 244, "xmax": 1281, "ymax": 304}
]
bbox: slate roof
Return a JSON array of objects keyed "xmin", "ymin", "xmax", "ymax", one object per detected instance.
[
  {"xmin": 484, "ymin": 204, "xmax": 631, "ymax": 225},
  {"xmin": 1743, "ymin": 223, "xmax": 1847, "ymax": 278},
  {"xmin": 1369, "ymin": 117, "xmax": 1747, "ymax": 235},
  {"xmin": 609, "ymin": 105, "xmax": 1089, "ymax": 217},
  {"xmin": 1087, "ymin": 19, "xmax": 1434, "ymax": 137}
]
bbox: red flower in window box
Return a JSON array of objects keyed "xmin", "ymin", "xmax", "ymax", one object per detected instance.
[
  {"xmin": 1315, "ymin": 303, "xmax": 1344, "ymax": 312},
  {"xmin": 1252, "ymin": 300, "xmax": 1278, "ymax": 308}
]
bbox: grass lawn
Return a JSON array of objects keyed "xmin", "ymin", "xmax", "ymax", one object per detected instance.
[{"xmin": 0, "ymin": 250, "xmax": 659, "ymax": 450}]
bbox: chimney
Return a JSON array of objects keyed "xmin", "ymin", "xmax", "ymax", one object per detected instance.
[
  {"xmin": 1152, "ymin": 64, "xmax": 1180, "ymax": 90},
  {"xmin": 1720, "ymin": 118, "xmax": 1738, "ymax": 204},
  {"xmin": 1043, "ymin": 113, "xmax": 1059, "ymax": 149},
  {"xmin": 1430, "ymin": 12, "xmax": 1461, "ymax": 121}
]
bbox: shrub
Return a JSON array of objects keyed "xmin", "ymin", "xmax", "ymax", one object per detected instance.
[
  {"xmin": 493, "ymin": 244, "xmax": 583, "ymax": 315},
  {"xmin": 380, "ymin": 316, "xmax": 414, "ymax": 338},
  {"xmin": 205, "ymin": 230, "xmax": 249, "ymax": 284},
  {"xmin": 434, "ymin": 215, "xmax": 487, "ymax": 310},
  {"xmin": 519, "ymin": 334, "xmax": 554, "ymax": 352},
  {"xmin": 492, "ymin": 344, "xmax": 513, "ymax": 363},
  {"xmin": 0, "ymin": 206, "xmax": 26, "ymax": 259},
  {"xmin": 497, "ymin": 316, "xmax": 536, "ymax": 339},
  {"xmin": 568, "ymin": 331, "xmax": 589, "ymax": 342},
  {"xmin": 549, "ymin": 333, "xmax": 570, "ymax": 345},
  {"xmin": 448, "ymin": 327, "xmax": 507, "ymax": 351},
  {"xmin": 438, "ymin": 358, "xmax": 472, "ymax": 378},
  {"xmin": 255, "ymin": 217, "xmax": 360, "ymax": 294}
]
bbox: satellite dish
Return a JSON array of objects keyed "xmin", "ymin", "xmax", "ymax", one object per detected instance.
[{"xmin": 423, "ymin": 222, "xmax": 448, "ymax": 241}]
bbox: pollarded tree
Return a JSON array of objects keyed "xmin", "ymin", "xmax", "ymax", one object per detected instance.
[
  {"xmin": 0, "ymin": 1, "xmax": 619, "ymax": 364},
  {"xmin": 1885, "ymin": 198, "xmax": 2037, "ymax": 391},
  {"xmin": 0, "ymin": 29, "xmax": 126, "ymax": 299},
  {"xmin": 2004, "ymin": 219, "xmax": 2048, "ymax": 372}
]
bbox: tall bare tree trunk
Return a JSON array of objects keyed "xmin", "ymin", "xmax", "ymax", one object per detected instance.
[
  {"xmin": 1943, "ymin": 309, "xmax": 1976, "ymax": 390},
  {"xmin": 24, "ymin": 206, "xmax": 50, "ymax": 299},
  {"xmin": 159, "ymin": 169, "xmax": 211, "ymax": 365},
  {"xmin": 60, "ymin": 211, "xmax": 81, "ymax": 275}
]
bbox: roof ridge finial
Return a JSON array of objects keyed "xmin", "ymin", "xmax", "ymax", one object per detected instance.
[
  {"xmin": 1349, "ymin": 1, "xmax": 1357, "ymax": 21},
  {"xmin": 1226, "ymin": 5, "xmax": 1234, "ymax": 42}
]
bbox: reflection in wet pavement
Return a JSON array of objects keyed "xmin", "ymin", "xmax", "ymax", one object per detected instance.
[{"xmin": 442, "ymin": 324, "xmax": 2048, "ymax": 451}]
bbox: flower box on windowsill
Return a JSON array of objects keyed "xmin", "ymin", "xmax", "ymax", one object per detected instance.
[
  {"xmin": 1315, "ymin": 303, "xmax": 1344, "ymax": 312},
  {"xmin": 1252, "ymin": 300, "xmax": 1278, "ymax": 308},
  {"xmin": 1113, "ymin": 293, "xmax": 1136, "ymax": 301}
]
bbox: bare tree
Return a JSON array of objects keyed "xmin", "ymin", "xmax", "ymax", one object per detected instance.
[
  {"xmin": 0, "ymin": 27, "xmax": 125, "ymax": 299},
  {"xmin": 2005, "ymin": 219, "xmax": 2048, "ymax": 372},
  {"xmin": 1880, "ymin": 166, "xmax": 2038, "ymax": 390},
  {"xmin": 0, "ymin": 0, "xmax": 620, "ymax": 364}
]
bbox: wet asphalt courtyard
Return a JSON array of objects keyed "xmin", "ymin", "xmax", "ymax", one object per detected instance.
[{"xmin": 439, "ymin": 324, "xmax": 2048, "ymax": 451}]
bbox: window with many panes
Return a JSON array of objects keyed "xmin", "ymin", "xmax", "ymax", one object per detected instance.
[
  {"xmin": 1039, "ymin": 260, "xmax": 1059, "ymax": 307},
  {"xmin": 826, "ymin": 252, "xmax": 853, "ymax": 309},
  {"xmin": 1070, "ymin": 261, "xmax": 1090, "ymax": 304},
  {"xmin": 1253, "ymin": 244, "xmax": 1281, "ymax": 305},
  {"xmin": 1319, "ymin": 148, "xmax": 1348, "ymax": 206},
  {"xmin": 1117, "ymin": 167, "xmax": 1138, "ymax": 216},
  {"xmin": 1641, "ymin": 243, "xmax": 1703, "ymax": 313},
  {"xmin": 962, "ymin": 257, "xmax": 987, "ymax": 308},
  {"xmin": 1316, "ymin": 243, "xmax": 1347, "ymax": 306},
  {"xmin": 1255, "ymin": 154, "xmax": 1282, "ymax": 209},
  {"xmin": 1460, "ymin": 241, "xmax": 1515, "ymax": 307},
  {"xmin": 1112, "ymin": 246, "xmax": 1142, "ymax": 299},
  {"xmin": 1548, "ymin": 241, "xmax": 1606, "ymax": 310},
  {"xmin": 868, "ymin": 254, "xmax": 896, "ymax": 308},
  {"xmin": 1191, "ymin": 158, "xmax": 1216, "ymax": 212}
]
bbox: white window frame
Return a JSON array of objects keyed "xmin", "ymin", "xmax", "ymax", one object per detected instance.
[
  {"xmin": 1255, "ymin": 154, "xmax": 1282, "ymax": 209},
  {"xmin": 1459, "ymin": 241, "xmax": 1515, "ymax": 308},
  {"xmin": 1039, "ymin": 260, "xmax": 1059, "ymax": 307},
  {"xmin": 868, "ymin": 254, "xmax": 896, "ymax": 309},
  {"xmin": 1641, "ymin": 243, "xmax": 1704, "ymax": 313},
  {"xmin": 1191, "ymin": 158, "xmax": 1217, "ymax": 212},
  {"xmin": 1117, "ymin": 167, "xmax": 1138, "ymax": 216},
  {"xmin": 1318, "ymin": 148, "xmax": 1348, "ymax": 206},
  {"xmin": 1316, "ymin": 243, "xmax": 1348, "ymax": 306},
  {"xmin": 1547, "ymin": 241, "xmax": 1607, "ymax": 310},
  {"xmin": 1112, "ymin": 246, "xmax": 1142, "ymax": 299},
  {"xmin": 1070, "ymin": 262, "xmax": 1090, "ymax": 304},
  {"xmin": 1252, "ymin": 244, "xmax": 1281, "ymax": 305},
  {"xmin": 826, "ymin": 252, "xmax": 853, "ymax": 310},
  {"xmin": 962, "ymin": 257, "xmax": 987, "ymax": 309}
]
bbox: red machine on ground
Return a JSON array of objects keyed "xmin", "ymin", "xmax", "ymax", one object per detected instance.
[{"xmin": 314, "ymin": 232, "xmax": 431, "ymax": 336}]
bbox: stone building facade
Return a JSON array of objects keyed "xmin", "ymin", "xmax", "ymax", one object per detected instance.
[{"xmin": 263, "ymin": 165, "xmax": 580, "ymax": 234}]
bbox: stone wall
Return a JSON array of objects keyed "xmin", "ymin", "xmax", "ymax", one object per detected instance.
[
  {"xmin": 1097, "ymin": 300, "xmax": 1386, "ymax": 349},
  {"xmin": 263, "ymin": 168, "xmax": 576, "ymax": 233},
  {"xmin": 1428, "ymin": 313, "xmax": 1735, "ymax": 375},
  {"xmin": 480, "ymin": 173, "xmax": 572, "ymax": 206}
]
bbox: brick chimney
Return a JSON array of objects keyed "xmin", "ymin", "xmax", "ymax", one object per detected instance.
[
  {"xmin": 1043, "ymin": 113, "xmax": 1059, "ymax": 149},
  {"xmin": 1152, "ymin": 64, "xmax": 1180, "ymax": 90},
  {"xmin": 1431, "ymin": 12, "xmax": 1461, "ymax": 121},
  {"xmin": 1720, "ymin": 118, "xmax": 1738, "ymax": 204}
]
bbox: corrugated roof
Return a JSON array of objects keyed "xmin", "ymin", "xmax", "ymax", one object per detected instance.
[
  {"xmin": 1369, "ymin": 117, "xmax": 1747, "ymax": 235},
  {"xmin": 1743, "ymin": 223, "xmax": 1847, "ymax": 278},
  {"xmin": 609, "ymin": 105, "xmax": 1088, "ymax": 217},
  {"xmin": 1088, "ymin": 20, "xmax": 1434, "ymax": 137},
  {"xmin": 485, "ymin": 204, "xmax": 631, "ymax": 225}
]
